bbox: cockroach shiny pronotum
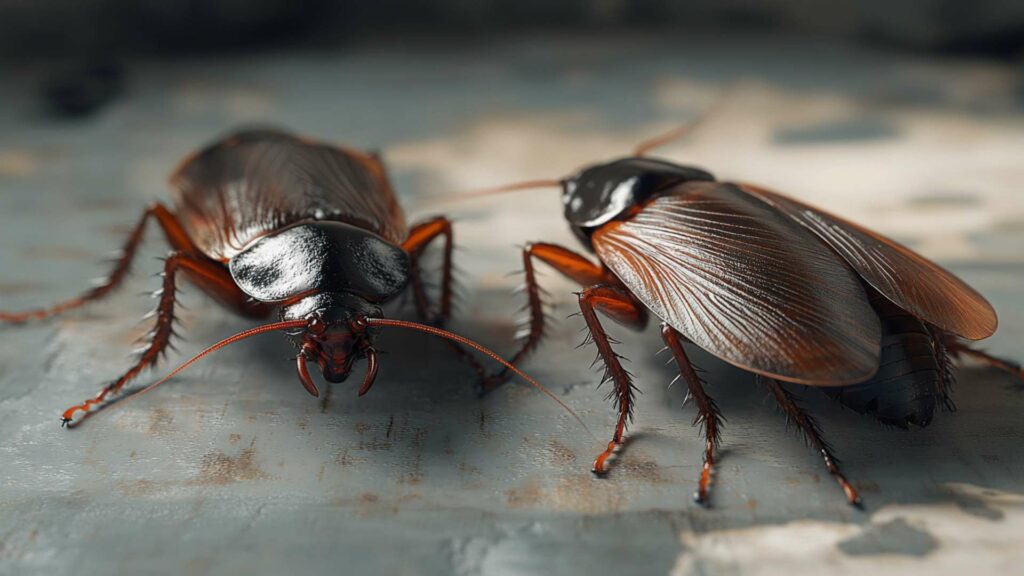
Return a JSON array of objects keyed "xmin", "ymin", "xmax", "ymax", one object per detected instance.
[
  {"xmin": 455, "ymin": 120, "xmax": 1021, "ymax": 507},
  {"xmin": 0, "ymin": 129, "xmax": 584, "ymax": 430}
]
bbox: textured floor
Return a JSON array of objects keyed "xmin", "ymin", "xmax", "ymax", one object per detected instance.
[{"xmin": 0, "ymin": 34, "xmax": 1022, "ymax": 575}]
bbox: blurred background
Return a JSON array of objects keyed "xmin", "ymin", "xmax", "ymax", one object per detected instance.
[{"xmin": 1, "ymin": 3, "xmax": 1023, "ymax": 576}]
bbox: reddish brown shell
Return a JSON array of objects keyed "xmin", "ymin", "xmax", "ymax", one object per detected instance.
[
  {"xmin": 592, "ymin": 181, "xmax": 881, "ymax": 385},
  {"xmin": 169, "ymin": 129, "xmax": 407, "ymax": 261},
  {"xmin": 738, "ymin": 183, "xmax": 997, "ymax": 341}
]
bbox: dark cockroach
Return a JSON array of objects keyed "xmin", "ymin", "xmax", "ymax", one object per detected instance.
[
  {"xmin": 0, "ymin": 129, "xmax": 582, "ymax": 429},
  {"xmin": 455, "ymin": 122, "xmax": 1021, "ymax": 507}
]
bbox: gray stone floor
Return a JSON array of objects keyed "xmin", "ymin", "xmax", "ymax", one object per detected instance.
[{"xmin": 0, "ymin": 34, "xmax": 1022, "ymax": 575}]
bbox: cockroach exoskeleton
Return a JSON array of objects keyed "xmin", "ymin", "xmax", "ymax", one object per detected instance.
[
  {"xmin": 0, "ymin": 128, "xmax": 581, "ymax": 428},
  {"xmin": 457, "ymin": 120, "xmax": 1021, "ymax": 507}
]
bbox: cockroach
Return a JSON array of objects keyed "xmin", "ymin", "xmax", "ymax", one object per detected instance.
[
  {"xmin": 455, "ymin": 121, "xmax": 1021, "ymax": 507},
  {"xmin": 0, "ymin": 128, "xmax": 582, "ymax": 429}
]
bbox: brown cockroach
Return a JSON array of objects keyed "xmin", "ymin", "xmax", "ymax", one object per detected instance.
[
  {"xmin": 455, "ymin": 121, "xmax": 1021, "ymax": 507},
  {"xmin": 0, "ymin": 128, "xmax": 583, "ymax": 430}
]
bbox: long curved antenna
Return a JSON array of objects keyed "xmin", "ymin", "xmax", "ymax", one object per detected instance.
[
  {"xmin": 633, "ymin": 86, "xmax": 735, "ymax": 156},
  {"xmin": 103, "ymin": 319, "xmax": 309, "ymax": 408},
  {"xmin": 431, "ymin": 178, "xmax": 563, "ymax": 204},
  {"xmin": 366, "ymin": 317, "xmax": 595, "ymax": 439}
]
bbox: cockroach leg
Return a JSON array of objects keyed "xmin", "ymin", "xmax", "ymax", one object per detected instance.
[
  {"xmin": 401, "ymin": 216, "xmax": 486, "ymax": 380},
  {"xmin": 60, "ymin": 251, "xmax": 233, "ymax": 425},
  {"xmin": 764, "ymin": 378, "xmax": 862, "ymax": 507},
  {"xmin": 482, "ymin": 242, "xmax": 613, "ymax": 393},
  {"xmin": 945, "ymin": 338, "xmax": 1024, "ymax": 383},
  {"xmin": 928, "ymin": 327, "xmax": 957, "ymax": 411},
  {"xmin": 402, "ymin": 217, "xmax": 456, "ymax": 325},
  {"xmin": 662, "ymin": 324, "xmax": 723, "ymax": 506},
  {"xmin": 1, "ymin": 202, "xmax": 195, "ymax": 324},
  {"xmin": 577, "ymin": 284, "xmax": 645, "ymax": 475}
]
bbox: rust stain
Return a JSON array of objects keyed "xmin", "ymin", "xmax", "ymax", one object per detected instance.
[
  {"xmin": 228, "ymin": 433, "xmax": 241, "ymax": 444},
  {"xmin": 117, "ymin": 479, "xmax": 167, "ymax": 497},
  {"xmin": 0, "ymin": 150, "xmax": 39, "ymax": 177},
  {"xmin": 0, "ymin": 282, "xmax": 42, "ymax": 296},
  {"xmin": 548, "ymin": 475, "xmax": 627, "ymax": 514},
  {"xmin": 506, "ymin": 477, "xmax": 544, "ymax": 507},
  {"xmin": 546, "ymin": 440, "xmax": 577, "ymax": 465},
  {"xmin": 334, "ymin": 448, "xmax": 366, "ymax": 467},
  {"xmin": 189, "ymin": 439, "xmax": 270, "ymax": 485},
  {"xmin": 147, "ymin": 407, "xmax": 174, "ymax": 436},
  {"xmin": 618, "ymin": 456, "xmax": 666, "ymax": 484},
  {"xmin": 328, "ymin": 492, "xmax": 423, "ymax": 517},
  {"xmin": 505, "ymin": 474, "xmax": 629, "ymax": 514}
]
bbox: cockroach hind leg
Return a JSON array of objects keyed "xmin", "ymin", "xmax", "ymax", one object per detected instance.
[{"xmin": 591, "ymin": 440, "xmax": 621, "ymax": 476}]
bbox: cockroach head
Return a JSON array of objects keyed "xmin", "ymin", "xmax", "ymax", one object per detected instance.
[
  {"xmin": 561, "ymin": 158, "xmax": 715, "ymax": 244},
  {"xmin": 281, "ymin": 292, "xmax": 381, "ymax": 384}
]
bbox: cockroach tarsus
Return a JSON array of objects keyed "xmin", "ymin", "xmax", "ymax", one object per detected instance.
[
  {"xmin": 0, "ymin": 128, "xmax": 584, "ymax": 431},
  {"xmin": 458, "ymin": 119, "xmax": 1022, "ymax": 508}
]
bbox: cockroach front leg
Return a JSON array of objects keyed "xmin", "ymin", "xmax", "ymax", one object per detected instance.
[
  {"xmin": 662, "ymin": 324, "xmax": 724, "ymax": 506},
  {"xmin": 401, "ymin": 216, "xmax": 485, "ymax": 380},
  {"xmin": 764, "ymin": 378, "xmax": 862, "ymax": 507},
  {"xmin": 483, "ymin": 242, "xmax": 616, "ymax": 393},
  {"xmin": 578, "ymin": 284, "xmax": 648, "ymax": 475},
  {"xmin": 60, "ymin": 251, "xmax": 227, "ymax": 425},
  {"xmin": 0, "ymin": 202, "xmax": 196, "ymax": 324}
]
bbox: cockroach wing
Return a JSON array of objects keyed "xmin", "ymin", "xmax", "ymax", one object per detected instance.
[
  {"xmin": 171, "ymin": 129, "xmax": 407, "ymax": 261},
  {"xmin": 738, "ymin": 184, "xmax": 997, "ymax": 340},
  {"xmin": 592, "ymin": 181, "xmax": 881, "ymax": 385}
]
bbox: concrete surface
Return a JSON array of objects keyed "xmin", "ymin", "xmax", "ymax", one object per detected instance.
[{"xmin": 0, "ymin": 34, "xmax": 1022, "ymax": 575}]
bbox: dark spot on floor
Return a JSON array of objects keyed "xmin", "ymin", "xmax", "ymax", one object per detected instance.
[
  {"xmin": 945, "ymin": 487, "xmax": 1005, "ymax": 520},
  {"xmin": 546, "ymin": 439, "xmax": 577, "ymax": 465},
  {"xmin": 189, "ymin": 439, "xmax": 270, "ymax": 485},
  {"xmin": 907, "ymin": 193, "xmax": 982, "ymax": 208},
  {"xmin": 838, "ymin": 518, "xmax": 938, "ymax": 557},
  {"xmin": 773, "ymin": 117, "xmax": 899, "ymax": 145}
]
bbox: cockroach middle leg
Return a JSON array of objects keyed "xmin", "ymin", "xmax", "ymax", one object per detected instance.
[
  {"xmin": 661, "ymin": 324, "xmax": 723, "ymax": 506},
  {"xmin": 401, "ymin": 216, "xmax": 485, "ymax": 380},
  {"xmin": 403, "ymin": 217, "xmax": 456, "ymax": 326},
  {"xmin": 60, "ymin": 251, "xmax": 242, "ymax": 425},
  {"xmin": 577, "ymin": 284, "xmax": 646, "ymax": 475},
  {"xmin": 764, "ymin": 378, "xmax": 862, "ymax": 507},
  {"xmin": 945, "ymin": 338, "xmax": 1024, "ymax": 383},
  {"xmin": 0, "ymin": 203, "xmax": 196, "ymax": 324},
  {"xmin": 483, "ymin": 242, "xmax": 614, "ymax": 393}
]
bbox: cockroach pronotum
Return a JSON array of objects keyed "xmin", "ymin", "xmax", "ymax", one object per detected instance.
[
  {"xmin": 454, "ymin": 121, "xmax": 1021, "ymax": 507},
  {"xmin": 0, "ymin": 128, "xmax": 583, "ymax": 430}
]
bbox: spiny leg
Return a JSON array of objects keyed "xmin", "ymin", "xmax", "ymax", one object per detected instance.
[
  {"xmin": 60, "ymin": 251, "xmax": 247, "ymax": 425},
  {"xmin": 401, "ymin": 216, "xmax": 485, "ymax": 380},
  {"xmin": 945, "ymin": 337, "xmax": 1024, "ymax": 383},
  {"xmin": 764, "ymin": 378, "xmax": 862, "ymax": 507},
  {"xmin": 402, "ymin": 216, "xmax": 456, "ymax": 326},
  {"xmin": 662, "ymin": 324, "xmax": 723, "ymax": 506},
  {"xmin": 484, "ymin": 242, "xmax": 614, "ymax": 393},
  {"xmin": 577, "ymin": 284, "xmax": 647, "ymax": 475},
  {"xmin": 1, "ymin": 202, "xmax": 196, "ymax": 324},
  {"xmin": 928, "ymin": 326, "xmax": 958, "ymax": 411}
]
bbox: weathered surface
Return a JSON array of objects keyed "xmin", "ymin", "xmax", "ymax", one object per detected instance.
[{"xmin": 0, "ymin": 35, "xmax": 1022, "ymax": 575}]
